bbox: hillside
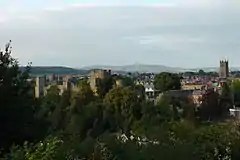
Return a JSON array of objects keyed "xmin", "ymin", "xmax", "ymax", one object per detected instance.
[
  {"xmin": 82, "ymin": 64, "xmax": 183, "ymax": 73},
  {"xmin": 83, "ymin": 64, "xmax": 240, "ymax": 73},
  {"xmin": 20, "ymin": 66, "xmax": 90, "ymax": 76}
]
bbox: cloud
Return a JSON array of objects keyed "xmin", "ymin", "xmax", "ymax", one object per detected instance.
[
  {"xmin": 0, "ymin": 17, "xmax": 7, "ymax": 23},
  {"xmin": 43, "ymin": 6, "xmax": 65, "ymax": 12},
  {"xmin": 69, "ymin": 3, "xmax": 121, "ymax": 8},
  {"xmin": 0, "ymin": 1, "xmax": 240, "ymax": 68},
  {"xmin": 68, "ymin": 2, "xmax": 177, "ymax": 8},
  {"xmin": 17, "ymin": 15, "xmax": 40, "ymax": 22},
  {"xmin": 130, "ymin": 35, "xmax": 206, "ymax": 50}
]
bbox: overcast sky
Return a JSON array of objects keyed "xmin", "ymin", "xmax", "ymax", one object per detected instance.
[{"xmin": 0, "ymin": 0, "xmax": 239, "ymax": 68}]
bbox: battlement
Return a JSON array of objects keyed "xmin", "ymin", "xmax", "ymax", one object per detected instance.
[
  {"xmin": 220, "ymin": 58, "xmax": 229, "ymax": 63},
  {"xmin": 220, "ymin": 60, "xmax": 228, "ymax": 63},
  {"xmin": 91, "ymin": 69, "xmax": 111, "ymax": 79}
]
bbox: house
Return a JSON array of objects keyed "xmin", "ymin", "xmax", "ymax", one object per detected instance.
[{"xmin": 191, "ymin": 90, "xmax": 206, "ymax": 106}]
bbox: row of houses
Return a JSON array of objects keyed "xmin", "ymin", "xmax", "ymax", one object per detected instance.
[{"xmin": 137, "ymin": 78, "xmax": 229, "ymax": 107}]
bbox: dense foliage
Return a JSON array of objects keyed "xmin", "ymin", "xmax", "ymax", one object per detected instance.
[
  {"xmin": 1, "ymin": 42, "xmax": 240, "ymax": 160},
  {"xmin": 154, "ymin": 72, "xmax": 181, "ymax": 91}
]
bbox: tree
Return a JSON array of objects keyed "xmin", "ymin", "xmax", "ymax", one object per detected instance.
[
  {"xmin": 154, "ymin": 72, "xmax": 181, "ymax": 92},
  {"xmin": 120, "ymin": 76, "xmax": 134, "ymax": 87},
  {"xmin": 38, "ymin": 85, "xmax": 61, "ymax": 119},
  {"xmin": 156, "ymin": 94, "xmax": 182, "ymax": 121},
  {"xmin": 77, "ymin": 77, "xmax": 89, "ymax": 88},
  {"xmin": 49, "ymin": 90, "xmax": 71, "ymax": 132},
  {"xmin": 97, "ymin": 76, "xmax": 114, "ymax": 98},
  {"xmin": 133, "ymin": 84, "xmax": 145, "ymax": 101},
  {"xmin": 104, "ymin": 87, "xmax": 141, "ymax": 132},
  {"xmin": 183, "ymin": 71, "xmax": 196, "ymax": 77},
  {"xmin": 219, "ymin": 82, "xmax": 232, "ymax": 116},
  {"xmin": 198, "ymin": 69, "xmax": 205, "ymax": 76},
  {"xmin": 192, "ymin": 124, "xmax": 232, "ymax": 160},
  {"xmin": 199, "ymin": 89, "xmax": 220, "ymax": 121},
  {"xmin": 44, "ymin": 85, "xmax": 60, "ymax": 104},
  {"xmin": 71, "ymin": 79, "xmax": 95, "ymax": 113},
  {"xmin": 182, "ymin": 104, "xmax": 196, "ymax": 122},
  {"xmin": 232, "ymin": 80, "xmax": 240, "ymax": 92},
  {"xmin": 232, "ymin": 80, "xmax": 240, "ymax": 107},
  {"xmin": 6, "ymin": 137, "xmax": 66, "ymax": 160},
  {"xmin": 0, "ymin": 41, "xmax": 40, "ymax": 150},
  {"xmin": 66, "ymin": 101, "xmax": 105, "ymax": 140}
]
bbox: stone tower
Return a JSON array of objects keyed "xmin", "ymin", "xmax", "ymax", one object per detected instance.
[
  {"xmin": 35, "ymin": 76, "xmax": 46, "ymax": 98},
  {"xmin": 63, "ymin": 77, "xmax": 72, "ymax": 91},
  {"xmin": 89, "ymin": 69, "xmax": 111, "ymax": 94},
  {"xmin": 219, "ymin": 59, "xmax": 229, "ymax": 78}
]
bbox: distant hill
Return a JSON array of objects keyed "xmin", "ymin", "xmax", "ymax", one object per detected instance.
[
  {"xmin": 81, "ymin": 64, "xmax": 183, "ymax": 73},
  {"xmin": 82, "ymin": 64, "xmax": 240, "ymax": 73},
  {"xmin": 20, "ymin": 66, "xmax": 90, "ymax": 76},
  {"xmin": 19, "ymin": 65, "xmax": 240, "ymax": 76},
  {"xmin": 185, "ymin": 67, "xmax": 240, "ymax": 72}
]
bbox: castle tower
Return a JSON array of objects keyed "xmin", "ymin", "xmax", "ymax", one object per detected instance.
[
  {"xmin": 35, "ymin": 76, "xmax": 46, "ymax": 98},
  {"xmin": 219, "ymin": 59, "xmax": 229, "ymax": 78},
  {"xmin": 63, "ymin": 77, "xmax": 72, "ymax": 91},
  {"xmin": 89, "ymin": 69, "xmax": 111, "ymax": 94}
]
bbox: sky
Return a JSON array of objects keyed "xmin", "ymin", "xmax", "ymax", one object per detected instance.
[{"xmin": 0, "ymin": 0, "xmax": 240, "ymax": 68}]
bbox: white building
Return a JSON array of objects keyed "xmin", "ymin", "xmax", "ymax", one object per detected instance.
[{"xmin": 230, "ymin": 108, "xmax": 240, "ymax": 120}]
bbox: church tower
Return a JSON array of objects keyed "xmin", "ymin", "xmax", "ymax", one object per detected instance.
[{"xmin": 219, "ymin": 59, "xmax": 229, "ymax": 78}]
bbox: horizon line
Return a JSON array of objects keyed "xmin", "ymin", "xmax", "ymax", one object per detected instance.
[{"xmin": 19, "ymin": 64, "xmax": 240, "ymax": 70}]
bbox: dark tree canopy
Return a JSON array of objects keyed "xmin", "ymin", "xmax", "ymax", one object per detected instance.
[
  {"xmin": 199, "ymin": 89, "xmax": 220, "ymax": 120},
  {"xmin": 0, "ymin": 41, "xmax": 40, "ymax": 150},
  {"xmin": 154, "ymin": 72, "xmax": 181, "ymax": 92},
  {"xmin": 198, "ymin": 69, "xmax": 205, "ymax": 76},
  {"xmin": 232, "ymin": 80, "xmax": 240, "ymax": 106},
  {"xmin": 118, "ymin": 76, "xmax": 134, "ymax": 87},
  {"xmin": 97, "ymin": 76, "xmax": 114, "ymax": 98},
  {"xmin": 71, "ymin": 80, "xmax": 95, "ymax": 113},
  {"xmin": 232, "ymin": 80, "xmax": 240, "ymax": 93}
]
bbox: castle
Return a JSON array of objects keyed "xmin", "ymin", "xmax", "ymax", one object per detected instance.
[{"xmin": 34, "ymin": 75, "xmax": 79, "ymax": 98}]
